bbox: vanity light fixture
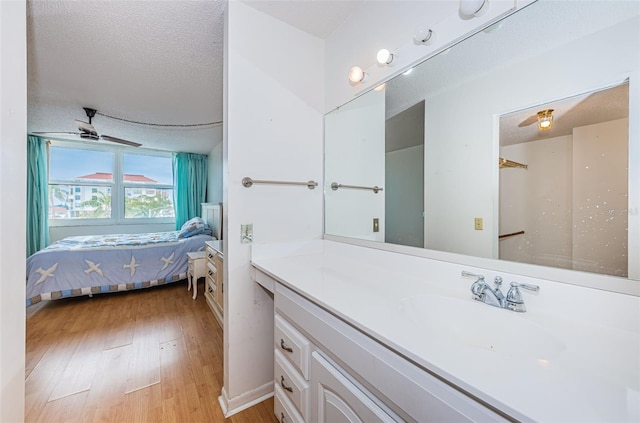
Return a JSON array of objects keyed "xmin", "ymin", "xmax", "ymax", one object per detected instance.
[
  {"xmin": 459, "ymin": 0, "xmax": 488, "ymax": 18},
  {"xmin": 376, "ymin": 49, "xmax": 394, "ymax": 65},
  {"xmin": 348, "ymin": 66, "xmax": 367, "ymax": 84},
  {"xmin": 537, "ymin": 109, "xmax": 554, "ymax": 131},
  {"xmin": 414, "ymin": 28, "xmax": 435, "ymax": 45}
]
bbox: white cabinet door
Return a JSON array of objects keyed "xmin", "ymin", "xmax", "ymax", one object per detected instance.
[{"xmin": 310, "ymin": 352, "xmax": 398, "ymax": 423}]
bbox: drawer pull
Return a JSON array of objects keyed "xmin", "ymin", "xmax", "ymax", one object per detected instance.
[
  {"xmin": 208, "ymin": 253, "xmax": 213, "ymax": 259},
  {"xmin": 280, "ymin": 412, "xmax": 286, "ymax": 423},
  {"xmin": 280, "ymin": 375, "xmax": 293, "ymax": 393},
  {"xmin": 280, "ymin": 339, "xmax": 293, "ymax": 353},
  {"xmin": 208, "ymin": 286, "xmax": 213, "ymax": 293}
]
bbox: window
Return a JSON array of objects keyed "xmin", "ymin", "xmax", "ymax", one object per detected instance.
[{"xmin": 48, "ymin": 142, "xmax": 174, "ymax": 224}]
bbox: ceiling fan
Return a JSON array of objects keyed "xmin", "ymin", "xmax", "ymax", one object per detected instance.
[{"xmin": 34, "ymin": 107, "xmax": 142, "ymax": 147}]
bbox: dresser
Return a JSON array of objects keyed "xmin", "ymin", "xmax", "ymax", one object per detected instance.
[{"xmin": 205, "ymin": 240, "xmax": 224, "ymax": 328}]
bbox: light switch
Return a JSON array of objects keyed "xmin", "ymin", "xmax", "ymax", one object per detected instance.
[
  {"xmin": 373, "ymin": 218, "xmax": 380, "ymax": 233},
  {"xmin": 241, "ymin": 224, "xmax": 253, "ymax": 243},
  {"xmin": 474, "ymin": 217, "xmax": 483, "ymax": 231}
]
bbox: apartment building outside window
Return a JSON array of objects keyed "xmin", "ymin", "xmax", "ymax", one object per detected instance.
[{"xmin": 48, "ymin": 142, "xmax": 175, "ymax": 225}]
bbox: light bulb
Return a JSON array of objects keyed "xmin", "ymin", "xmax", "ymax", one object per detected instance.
[
  {"xmin": 348, "ymin": 66, "xmax": 366, "ymax": 83},
  {"xmin": 459, "ymin": 0, "xmax": 487, "ymax": 18},
  {"xmin": 376, "ymin": 49, "xmax": 394, "ymax": 65},
  {"xmin": 537, "ymin": 109, "xmax": 554, "ymax": 131},
  {"xmin": 413, "ymin": 28, "xmax": 434, "ymax": 45}
]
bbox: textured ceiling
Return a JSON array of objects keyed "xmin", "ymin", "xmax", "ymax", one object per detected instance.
[
  {"xmin": 27, "ymin": 0, "xmax": 226, "ymax": 154},
  {"xmin": 500, "ymin": 83, "xmax": 629, "ymax": 147},
  {"xmin": 26, "ymin": 0, "xmax": 362, "ymax": 154}
]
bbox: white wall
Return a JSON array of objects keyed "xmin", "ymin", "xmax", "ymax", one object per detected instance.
[
  {"xmin": 324, "ymin": 88, "xmax": 385, "ymax": 241},
  {"xmin": 500, "ymin": 135, "xmax": 574, "ymax": 269},
  {"xmin": 0, "ymin": 1, "xmax": 26, "ymax": 421},
  {"xmin": 422, "ymin": 16, "xmax": 639, "ymax": 259},
  {"xmin": 223, "ymin": 1, "xmax": 323, "ymax": 415},
  {"xmin": 324, "ymin": 0, "xmax": 522, "ymax": 112},
  {"xmin": 573, "ymin": 118, "xmax": 628, "ymax": 276}
]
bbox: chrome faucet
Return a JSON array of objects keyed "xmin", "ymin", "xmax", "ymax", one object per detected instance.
[{"xmin": 462, "ymin": 271, "xmax": 539, "ymax": 312}]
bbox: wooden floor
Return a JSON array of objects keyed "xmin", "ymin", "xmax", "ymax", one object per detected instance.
[{"xmin": 25, "ymin": 281, "xmax": 277, "ymax": 423}]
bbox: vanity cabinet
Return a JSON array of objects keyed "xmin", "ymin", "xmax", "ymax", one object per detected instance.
[
  {"xmin": 270, "ymin": 277, "xmax": 507, "ymax": 423},
  {"xmin": 205, "ymin": 241, "xmax": 224, "ymax": 328}
]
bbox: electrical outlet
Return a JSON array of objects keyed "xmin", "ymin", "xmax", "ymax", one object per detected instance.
[
  {"xmin": 241, "ymin": 224, "xmax": 253, "ymax": 243},
  {"xmin": 474, "ymin": 217, "xmax": 483, "ymax": 231}
]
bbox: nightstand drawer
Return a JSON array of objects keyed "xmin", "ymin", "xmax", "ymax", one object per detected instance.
[{"xmin": 275, "ymin": 314, "xmax": 311, "ymax": 380}]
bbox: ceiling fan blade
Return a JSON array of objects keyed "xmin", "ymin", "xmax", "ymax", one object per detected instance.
[
  {"xmin": 31, "ymin": 131, "xmax": 80, "ymax": 136},
  {"xmin": 101, "ymin": 135, "xmax": 142, "ymax": 148},
  {"xmin": 518, "ymin": 115, "xmax": 538, "ymax": 127}
]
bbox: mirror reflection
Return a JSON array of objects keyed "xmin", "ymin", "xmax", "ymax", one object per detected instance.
[{"xmin": 324, "ymin": 0, "xmax": 639, "ymax": 280}]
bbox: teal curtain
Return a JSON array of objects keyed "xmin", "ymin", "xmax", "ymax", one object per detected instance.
[
  {"xmin": 173, "ymin": 152, "xmax": 208, "ymax": 229},
  {"xmin": 27, "ymin": 135, "xmax": 50, "ymax": 256}
]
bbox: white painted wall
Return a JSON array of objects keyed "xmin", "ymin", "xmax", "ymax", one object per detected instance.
[
  {"xmin": 422, "ymin": 16, "xmax": 639, "ymax": 258},
  {"xmin": 324, "ymin": 88, "xmax": 385, "ymax": 241},
  {"xmin": 573, "ymin": 118, "xmax": 628, "ymax": 276},
  {"xmin": 324, "ymin": 0, "xmax": 521, "ymax": 112},
  {"xmin": 0, "ymin": 1, "xmax": 26, "ymax": 422},
  {"xmin": 223, "ymin": 1, "xmax": 323, "ymax": 415},
  {"xmin": 500, "ymin": 135, "xmax": 574, "ymax": 269}
]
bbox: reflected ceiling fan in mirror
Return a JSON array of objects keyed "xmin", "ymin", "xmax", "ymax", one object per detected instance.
[{"xmin": 34, "ymin": 107, "xmax": 142, "ymax": 147}]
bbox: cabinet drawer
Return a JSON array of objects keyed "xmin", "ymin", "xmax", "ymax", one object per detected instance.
[
  {"xmin": 275, "ymin": 349, "xmax": 309, "ymax": 420},
  {"xmin": 274, "ymin": 384, "xmax": 305, "ymax": 423},
  {"xmin": 275, "ymin": 314, "xmax": 311, "ymax": 380}
]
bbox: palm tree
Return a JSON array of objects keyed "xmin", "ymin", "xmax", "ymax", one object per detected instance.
[
  {"xmin": 125, "ymin": 194, "xmax": 173, "ymax": 218},
  {"xmin": 80, "ymin": 191, "xmax": 111, "ymax": 218}
]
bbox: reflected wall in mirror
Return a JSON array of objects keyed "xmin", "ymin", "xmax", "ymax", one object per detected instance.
[
  {"xmin": 499, "ymin": 82, "xmax": 629, "ymax": 277},
  {"xmin": 324, "ymin": 0, "xmax": 639, "ymax": 281}
]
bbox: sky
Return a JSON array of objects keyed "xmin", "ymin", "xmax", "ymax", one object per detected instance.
[{"xmin": 49, "ymin": 147, "xmax": 173, "ymax": 184}]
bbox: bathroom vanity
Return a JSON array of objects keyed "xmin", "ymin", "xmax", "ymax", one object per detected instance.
[{"xmin": 252, "ymin": 240, "xmax": 640, "ymax": 422}]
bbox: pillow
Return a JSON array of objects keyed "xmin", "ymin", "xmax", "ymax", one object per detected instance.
[
  {"xmin": 178, "ymin": 226, "xmax": 213, "ymax": 239},
  {"xmin": 178, "ymin": 217, "xmax": 211, "ymax": 238},
  {"xmin": 180, "ymin": 217, "xmax": 206, "ymax": 231}
]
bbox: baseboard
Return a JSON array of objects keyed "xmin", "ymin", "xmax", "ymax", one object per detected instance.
[{"xmin": 218, "ymin": 382, "xmax": 274, "ymax": 418}]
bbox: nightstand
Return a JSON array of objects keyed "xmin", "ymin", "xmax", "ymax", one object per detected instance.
[{"xmin": 187, "ymin": 250, "xmax": 207, "ymax": 300}]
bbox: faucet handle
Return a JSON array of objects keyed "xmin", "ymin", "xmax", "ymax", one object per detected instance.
[
  {"xmin": 506, "ymin": 282, "xmax": 539, "ymax": 312},
  {"xmin": 461, "ymin": 271, "xmax": 484, "ymax": 280}
]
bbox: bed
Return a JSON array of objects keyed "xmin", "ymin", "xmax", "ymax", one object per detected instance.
[{"xmin": 26, "ymin": 203, "xmax": 222, "ymax": 306}]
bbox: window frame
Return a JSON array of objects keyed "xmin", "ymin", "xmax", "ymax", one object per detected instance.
[{"xmin": 48, "ymin": 140, "xmax": 175, "ymax": 227}]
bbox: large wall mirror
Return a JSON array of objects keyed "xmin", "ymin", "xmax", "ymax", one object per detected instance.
[{"xmin": 324, "ymin": 0, "xmax": 639, "ymax": 291}]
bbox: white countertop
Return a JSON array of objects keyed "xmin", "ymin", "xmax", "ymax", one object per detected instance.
[{"xmin": 252, "ymin": 240, "xmax": 640, "ymax": 422}]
